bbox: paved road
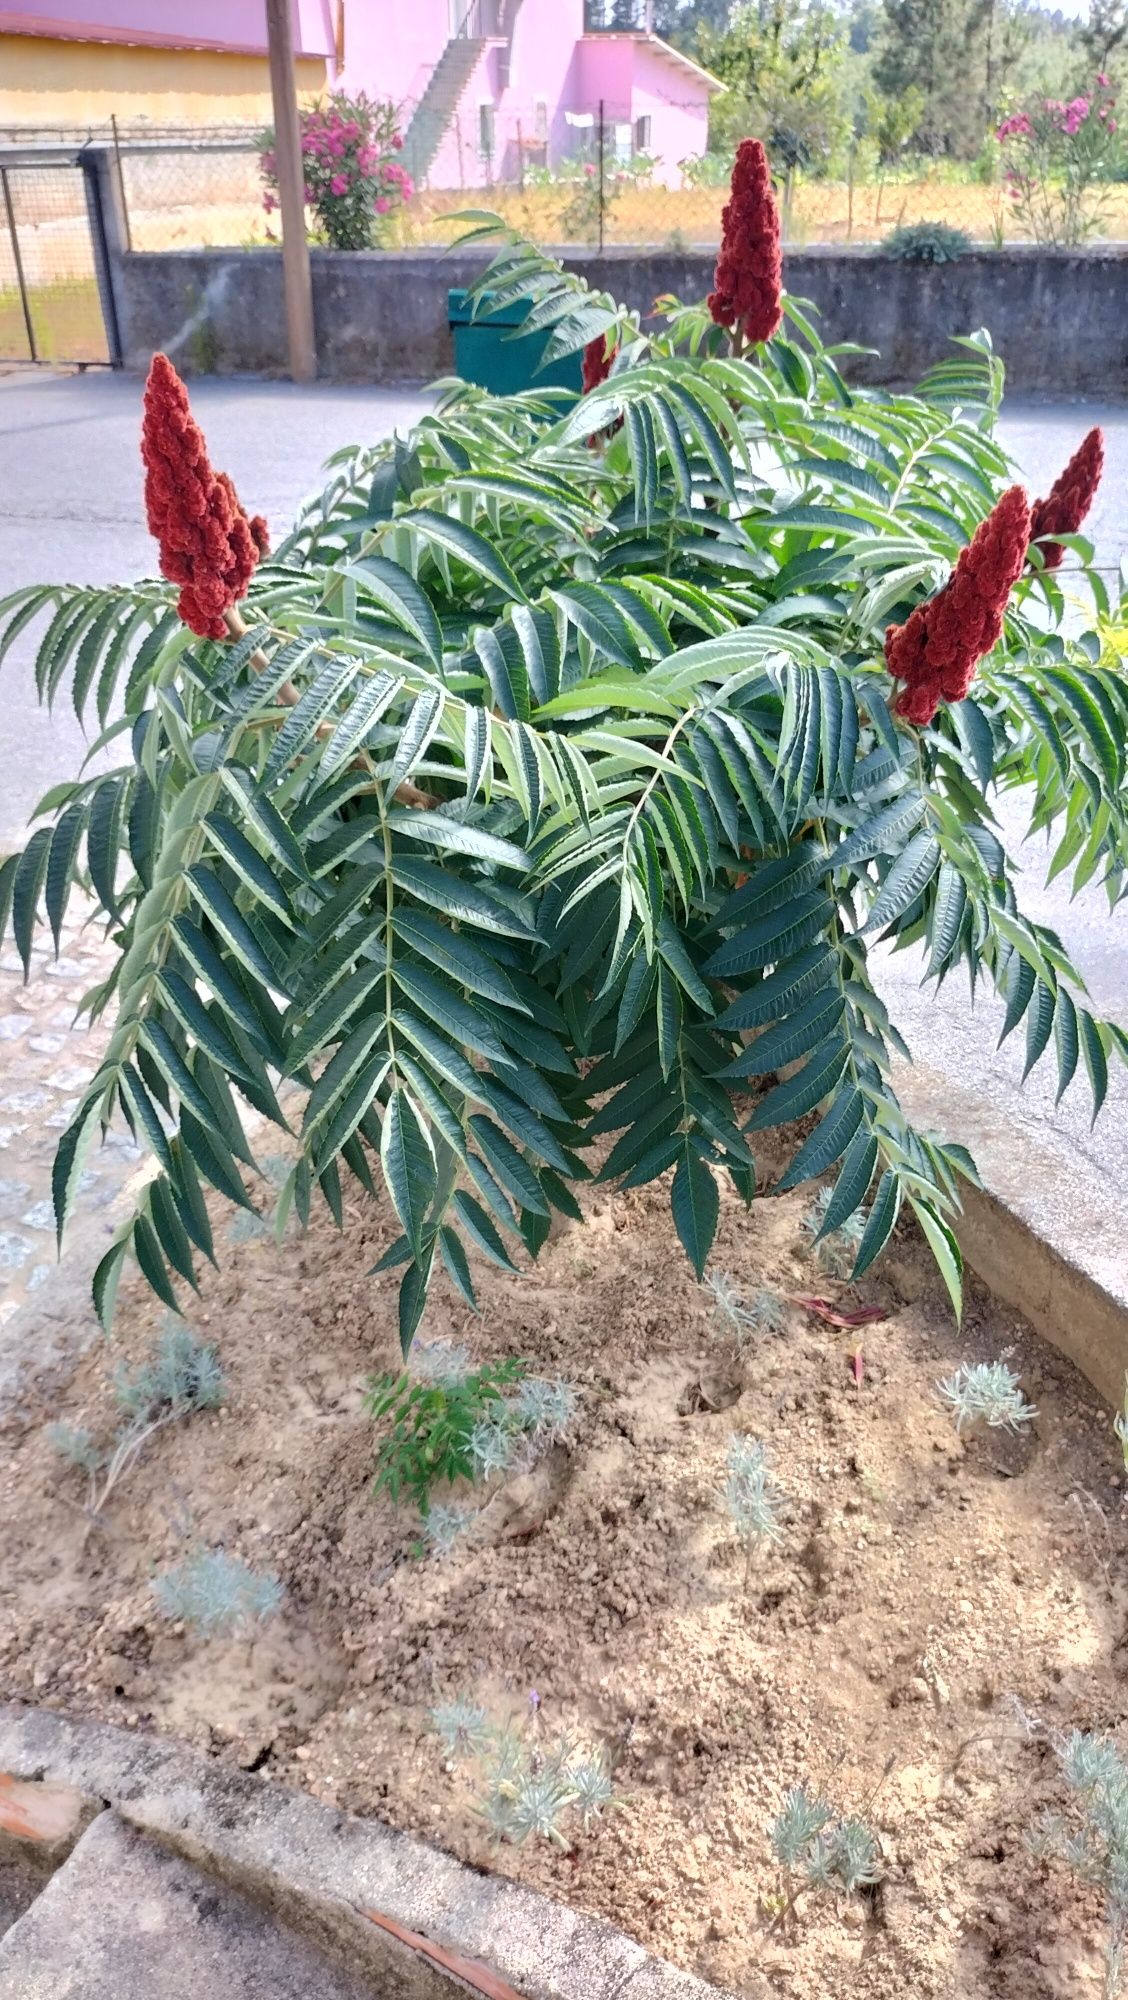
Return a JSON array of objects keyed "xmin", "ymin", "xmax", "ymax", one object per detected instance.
[
  {"xmin": 0, "ymin": 370, "xmax": 1124, "ymax": 1311},
  {"xmin": 0, "ymin": 369, "xmax": 430, "ymax": 851}
]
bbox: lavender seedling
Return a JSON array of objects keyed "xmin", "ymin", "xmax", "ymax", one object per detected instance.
[
  {"xmin": 769, "ymin": 1782, "xmax": 882, "ymax": 1930},
  {"xmin": 431, "ymin": 1696, "xmax": 492, "ymax": 1758},
  {"xmin": 512, "ymin": 1375, "xmax": 579, "ymax": 1447},
  {"xmin": 705, "ymin": 1271, "xmax": 787, "ymax": 1349},
  {"xmin": 46, "ymin": 1423, "xmax": 103, "ymax": 1475},
  {"xmin": 422, "ymin": 1502, "xmax": 475, "ymax": 1558},
  {"xmin": 723, "ymin": 1434, "xmax": 785, "ymax": 1591},
  {"xmin": 802, "ymin": 1187, "xmax": 867, "ymax": 1279},
  {"xmin": 430, "ymin": 1696, "xmax": 622, "ymax": 1850},
  {"xmin": 48, "ymin": 1320, "xmax": 225, "ymax": 1539},
  {"xmin": 409, "ymin": 1339, "xmax": 475, "ymax": 1387},
  {"xmin": 1029, "ymin": 1729, "xmax": 1128, "ymax": 1998},
  {"xmin": 227, "ymin": 1209, "xmax": 272, "ymax": 1245},
  {"xmin": 112, "ymin": 1318, "xmax": 226, "ymax": 1421},
  {"xmin": 152, "ymin": 1548, "xmax": 283, "ymax": 1639},
  {"xmin": 468, "ymin": 1413, "xmax": 516, "ymax": 1481},
  {"xmin": 569, "ymin": 1747, "xmax": 617, "ymax": 1830},
  {"xmin": 937, "ymin": 1359, "xmax": 1036, "ymax": 1435}
]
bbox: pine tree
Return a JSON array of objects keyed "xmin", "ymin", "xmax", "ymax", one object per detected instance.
[
  {"xmin": 875, "ymin": 0, "xmax": 993, "ymax": 155},
  {"xmin": 1080, "ymin": 1, "xmax": 1128, "ymax": 70}
]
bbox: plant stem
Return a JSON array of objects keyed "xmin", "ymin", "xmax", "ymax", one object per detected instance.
[{"xmin": 222, "ymin": 604, "xmax": 435, "ymax": 806}]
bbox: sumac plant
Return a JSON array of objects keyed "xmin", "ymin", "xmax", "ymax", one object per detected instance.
[{"xmin": 2, "ymin": 210, "xmax": 1126, "ymax": 1348}]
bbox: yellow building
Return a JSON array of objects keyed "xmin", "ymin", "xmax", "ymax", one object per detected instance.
[{"xmin": 0, "ymin": 5, "xmax": 334, "ymax": 132}]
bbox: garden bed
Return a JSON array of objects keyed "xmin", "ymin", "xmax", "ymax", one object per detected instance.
[{"xmin": 0, "ymin": 1128, "xmax": 1123, "ymax": 2000}]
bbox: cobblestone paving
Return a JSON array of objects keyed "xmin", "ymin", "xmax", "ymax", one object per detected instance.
[{"xmin": 0, "ymin": 907, "xmax": 142, "ymax": 1334}]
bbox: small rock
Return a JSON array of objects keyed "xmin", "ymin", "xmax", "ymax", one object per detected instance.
[
  {"xmin": 0, "ymin": 1089, "xmax": 50, "ymax": 1116},
  {"xmin": 0, "ymin": 1232, "xmax": 32, "ymax": 1270},
  {"xmin": 0, "ymin": 1016, "xmax": 29, "ymax": 1041},
  {"xmin": 48, "ymin": 1067, "xmax": 93, "ymax": 1093},
  {"xmin": 27, "ymin": 1033, "xmax": 66, "ymax": 1056}
]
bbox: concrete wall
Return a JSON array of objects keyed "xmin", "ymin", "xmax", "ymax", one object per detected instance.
[{"xmin": 110, "ymin": 241, "xmax": 1128, "ymax": 394}]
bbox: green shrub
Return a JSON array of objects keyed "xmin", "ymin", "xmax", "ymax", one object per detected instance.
[
  {"xmin": 366, "ymin": 1355, "xmax": 526, "ymax": 1509},
  {"xmin": 883, "ymin": 220, "xmax": 973, "ymax": 262},
  {"xmin": 3, "ymin": 219, "xmax": 1126, "ymax": 1352}
]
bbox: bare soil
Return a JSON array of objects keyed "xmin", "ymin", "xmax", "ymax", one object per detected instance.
[{"xmin": 1, "ymin": 1130, "xmax": 1124, "ymax": 1999}]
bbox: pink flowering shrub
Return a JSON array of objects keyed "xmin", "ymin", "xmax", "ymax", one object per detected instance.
[
  {"xmin": 260, "ymin": 91, "xmax": 413, "ymax": 250},
  {"xmin": 997, "ymin": 75, "xmax": 1121, "ymax": 246}
]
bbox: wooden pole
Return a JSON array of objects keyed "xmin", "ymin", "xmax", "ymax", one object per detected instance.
[{"xmin": 264, "ymin": 0, "xmax": 316, "ymax": 383}]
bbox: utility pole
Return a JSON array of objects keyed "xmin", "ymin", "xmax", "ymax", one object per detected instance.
[{"xmin": 265, "ymin": 0, "xmax": 316, "ymax": 382}]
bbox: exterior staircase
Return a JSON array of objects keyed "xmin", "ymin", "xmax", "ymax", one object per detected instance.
[{"xmin": 402, "ymin": 33, "xmax": 486, "ymax": 188}]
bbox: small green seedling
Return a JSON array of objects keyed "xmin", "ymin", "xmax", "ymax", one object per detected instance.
[
  {"xmin": 769, "ymin": 1781, "xmax": 882, "ymax": 1930},
  {"xmin": 1029, "ymin": 1728, "xmax": 1128, "ymax": 1999},
  {"xmin": 430, "ymin": 1694, "xmax": 624, "ymax": 1849},
  {"xmin": 937, "ymin": 1359, "xmax": 1036, "ymax": 1435},
  {"xmin": 48, "ymin": 1319, "xmax": 225, "ymax": 1537},
  {"xmin": 366, "ymin": 1356, "xmax": 526, "ymax": 1510},
  {"xmin": 723, "ymin": 1434, "xmax": 785, "ymax": 1592},
  {"xmin": 152, "ymin": 1548, "xmax": 283, "ymax": 1639}
]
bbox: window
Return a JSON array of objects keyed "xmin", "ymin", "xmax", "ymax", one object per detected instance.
[
  {"xmin": 634, "ymin": 114, "xmax": 652, "ymax": 153},
  {"xmin": 534, "ymin": 100, "xmax": 548, "ymax": 143},
  {"xmin": 613, "ymin": 121, "xmax": 632, "ymax": 163}
]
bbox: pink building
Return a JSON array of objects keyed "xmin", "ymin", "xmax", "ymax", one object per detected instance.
[
  {"xmin": 365, "ymin": 1, "xmax": 723, "ymax": 193},
  {"xmin": 0, "ymin": 2, "xmax": 722, "ymax": 189}
]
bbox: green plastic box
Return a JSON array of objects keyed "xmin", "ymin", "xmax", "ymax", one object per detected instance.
[{"xmin": 448, "ymin": 289, "xmax": 583, "ymax": 396}]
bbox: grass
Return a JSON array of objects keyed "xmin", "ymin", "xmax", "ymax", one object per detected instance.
[
  {"xmin": 106, "ymin": 177, "xmax": 1128, "ymax": 258},
  {"xmin": 399, "ymin": 177, "xmax": 1128, "ymax": 248},
  {"xmin": 0, "ymin": 277, "xmax": 108, "ymax": 365}
]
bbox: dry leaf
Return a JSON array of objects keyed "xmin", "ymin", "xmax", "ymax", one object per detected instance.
[
  {"xmin": 358, "ymin": 1907, "xmax": 527, "ymax": 2000},
  {"xmin": 789, "ymin": 1295, "xmax": 889, "ymax": 1329}
]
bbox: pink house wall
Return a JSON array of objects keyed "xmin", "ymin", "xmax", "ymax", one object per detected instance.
[
  {"xmin": 628, "ymin": 41, "xmax": 712, "ymax": 186},
  {"xmin": 0, "ymin": 0, "xmax": 335, "ymax": 58},
  {"xmin": 335, "ymin": 0, "xmax": 456, "ymax": 120}
]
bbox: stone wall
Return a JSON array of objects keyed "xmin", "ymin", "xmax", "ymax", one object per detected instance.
[{"xmin": 110, "ymin": 241, "xmax": 1128, "ymax": 394}]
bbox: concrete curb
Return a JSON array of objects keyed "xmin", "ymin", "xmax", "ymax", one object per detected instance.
[
  {"xmin": 0, "ymin": 1705, "xmax": 732, "ymax": 2000},
  {"xmin": 955, "ymin": 1183, "xmax": 1128, "ymax": 1410},
  {"xmin": 891, "ymin": 1057, "xmax": 1128, "ymax": 1410}
]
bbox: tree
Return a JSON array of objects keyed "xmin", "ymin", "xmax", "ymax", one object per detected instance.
[
  {"xmin": 874, "ymin": 0, "xmax": 1028, "ymax": 156},
  {"xmin": 653, "ymin": 0, "xmax": 736, "ymax": 44},
  {"xmin": 1, "ymin": 226, "xmax": 1124, "ymax": 1345},
  {"xmin": 1080, "ymin": 1, "xmax": 1128, "ymax": 69},
  {"xmin": 701, "ymin": 1, "xmax": 852, "ymax": 171}
]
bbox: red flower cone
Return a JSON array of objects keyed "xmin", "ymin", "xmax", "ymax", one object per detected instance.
[
  {"xmin": 582, "ymin": 333, "xmax": 618, "ymax": 394},
  {"xmin": 708, "ymin": 138, "xmax": 783, "ymax": 349},
  {"xmin": 582, "ymin": 331, "xmax": 622, "ymax": 449},
  {"xmin": 141, "ymin": 353, "xmax": 266, "ymax": 639},
  {"xmin": 1028, "ymin": 425, "xmax": 1104, "ymax": 571},
  {"xmin": 885, "ymin": 485, "xmax": 1031, "ymax": 727}
]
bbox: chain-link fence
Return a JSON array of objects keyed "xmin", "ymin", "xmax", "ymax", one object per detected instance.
[
  {"xmin": 4, "ymin": 114, "xmax": 1128, "ymax": 283},
  {"xmin": 0, "ymin": 150, "xmax": 110, "ymax": 364}
]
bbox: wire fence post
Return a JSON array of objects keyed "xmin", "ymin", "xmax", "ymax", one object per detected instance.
[
  {"xmin": 110, "ymin": 112, "xmax": 131, "ymax": 252},
  {"xmin": 1, "ymin": 167, "xmax": 37, "ymax": 362},
  {"xmin": 597, "ymin": 97, "xmax": 605, "ymax": 252}
]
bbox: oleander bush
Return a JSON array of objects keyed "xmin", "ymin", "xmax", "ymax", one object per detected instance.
[{"xmin": 1, "ymin": 152, "xmax": 1126, "ymax": 1349}]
